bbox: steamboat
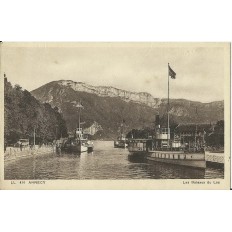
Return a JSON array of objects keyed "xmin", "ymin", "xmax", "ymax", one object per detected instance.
[
  {"xmin": 61, "ymin": 102, "xmax": 94, "ymax": 153},
  {"xmin": 128, "ymin": 64, "xmax": 206, "ymax": 169},
  {"xmin": 114, "ymin": 120, "xmax": 128, "ymax": 148}
]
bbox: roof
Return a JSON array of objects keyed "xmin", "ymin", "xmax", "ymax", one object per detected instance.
[{"xmin": 174, "ymin": 123, "xmax": 211, "ymax": 133}]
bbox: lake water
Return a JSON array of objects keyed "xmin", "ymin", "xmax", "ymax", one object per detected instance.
[{"xmin": 4, "ymin": 141, "xmax": 224, "ymax": 180}]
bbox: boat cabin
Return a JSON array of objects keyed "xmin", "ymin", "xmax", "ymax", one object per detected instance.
[
  {"xmin": 154, "ymin": 127, "xmax": 171, "ymax": 149},
  {"xmin": 128, "ymin": 139, "xmax": 153, "ymax": 152},
  {"xmin": 75, "ymin": 128, "xmax": 85, "ymax": 139}
]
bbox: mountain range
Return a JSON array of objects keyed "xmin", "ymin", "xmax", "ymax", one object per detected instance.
[{"xmin": 31, "ymin": 80, "xmax": 224, "ymax": 139}]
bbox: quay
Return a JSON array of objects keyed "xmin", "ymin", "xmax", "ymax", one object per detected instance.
[
  {"xmin": 4, "ymin": 145, "xmax": 54, "ymax": 162},
  {"xmin": 205, "ymin": 151, "xmax": 224, "ymax": 169}
]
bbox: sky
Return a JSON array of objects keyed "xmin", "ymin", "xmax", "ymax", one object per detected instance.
[{"xmin": 1, "ymin": 43, "xmax": 226, "ymax": 103}]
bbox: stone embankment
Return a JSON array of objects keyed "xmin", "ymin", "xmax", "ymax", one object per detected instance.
[
  {"xmin": 4, "ymin": 145, "xmax": 54, "ymax": 162},
  {"xmin": 205, "ymin": 151, "xmax": 224, "ymax": 168}
]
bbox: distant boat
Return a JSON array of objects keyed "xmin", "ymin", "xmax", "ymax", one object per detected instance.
[
  {"xmin": 114, "ymin": 135, "xmax": 128, "ymax": 148},
  {"xmin": 128, "ymin": 64, "xmax": 206, "ymax": 169},
  {"xmin": 114, "ymin": 120, "xmax": 128, "ymax": 148},
  {"xmin": 61, "ymin": 102, "xmax": 94, "ymax": 153}
]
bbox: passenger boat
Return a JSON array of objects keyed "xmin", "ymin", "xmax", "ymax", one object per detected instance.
[
  {"xmin": 61, "ymin": 102, "xmax": 94, "ymax": 153},
  {"xmin": 128, "ymin": 64, "xmax": 206, "ymax": 169},
  {"xmin": 114, "ymin": 135, "xmax": 128, "ymax": 148},
  {"xmin": 150, "ymin": 121, "xmax": 206, "ymax": 168},
  {"xmin": 61, "ymin": 128, "xmax": 94, "ymax": 153},
  {"xmin": 114, "ymin": 120, "xmax": 128, "ymax": 148},
  {"xmin": 128, "ymin": 119, "xmax": 206, "ymax": 169}
]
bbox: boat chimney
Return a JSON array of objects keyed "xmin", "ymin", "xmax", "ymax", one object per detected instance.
[{"xmin": 155, "ymin": 114, "xmax": 160, "ymax": 128}]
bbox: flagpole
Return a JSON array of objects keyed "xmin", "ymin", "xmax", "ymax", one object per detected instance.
[
  {"xmin": 168, "ymin": 63, "xmax": 170, "ymax": 148},
  {"xmin": 78, "ymin": 105, "xmax": 81, "ymax": 129}
]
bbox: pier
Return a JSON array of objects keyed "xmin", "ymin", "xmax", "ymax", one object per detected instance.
[{"xmin": 205, "ymin": 151, "xmax": 224, "ymax": 168}]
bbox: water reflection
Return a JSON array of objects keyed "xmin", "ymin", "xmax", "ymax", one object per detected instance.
[
  {"xmin": 147, "ymin": 161, "xmax": 205, "ymax": 179},
  {"xmin": 128, "ymin": 154, "xmax": 147, "ymax": 163}
]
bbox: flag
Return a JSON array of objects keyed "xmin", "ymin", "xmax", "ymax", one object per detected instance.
[{"xmin": 168, "ymin": 64, "xmax": 176, "ymax": 79}]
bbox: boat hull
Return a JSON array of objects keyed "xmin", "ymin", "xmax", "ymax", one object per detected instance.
[
  {"xmin": 78, "ymin": 145, "xmax": 88, "ymax": 153},
  {"xmin": 61, "ymin": 145, "xmax": 88, "ymax": 153},
  {"xmin": 87, "ymin": 145, "xmax": 94, "ymax": 152},
  {"xmin": 129, "ymin": 150, "xmax": 206, "ymax": 169},
  {"xmin": 128, "ymin": 151, "xmax": 147, "ymax": 159},
  {"xmin": 60, "ymin": 137, "xmax": 94, "ymax": 153},
  {"xmin": 114, "ymin": 140, "xmax": 128, "ymax": 148},
  {"xmin": 147, "ymin": 156, "xmax": 206, "ymax": 169}
]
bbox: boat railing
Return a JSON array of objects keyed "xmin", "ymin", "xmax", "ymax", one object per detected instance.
[
  {"xmin": 152, "ymin": 147, "xmax": 184, "ymax": 152},
  {"xmin": 151, "ymin": 147, "xmax": 205, "ymax": 153}
]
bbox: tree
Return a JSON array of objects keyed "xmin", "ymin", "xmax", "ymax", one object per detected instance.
[{"xmin": 4, "ymin": 79, "xmax": 68, "ymax": 144}]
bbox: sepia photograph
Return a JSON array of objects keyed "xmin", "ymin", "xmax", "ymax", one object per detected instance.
[
  {"xmin": 1, "ymin": 2, "xmax": 232, "ymax": 232},
  {"xmin": 0, "ymin": 42, "xmax": 230, "ymax": 189}
]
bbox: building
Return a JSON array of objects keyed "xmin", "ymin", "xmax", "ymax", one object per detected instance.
[
  {"xmin": 174, "ymin": 123, "xmax": 211, "ymax": 148},
  {"xmin": 83, "ymin": 121, "xmax": 103, "ymax": 135}
]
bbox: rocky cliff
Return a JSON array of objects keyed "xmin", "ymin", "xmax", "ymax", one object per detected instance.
[{"xmin": 58, "ymin": 80, "xmax": 161, "ymax": 108}]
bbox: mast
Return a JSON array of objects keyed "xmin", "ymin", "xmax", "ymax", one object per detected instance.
[
  {"xmin": 76, "ymin": 101, "xmax": 84, "ymax": 139},
  {"xmin": 194, "ymin": 107, "xmax": 198, "ymax": 151},
  {"xmin": 76, "ymin": 101, "xmax": 83, "ymax": 129},
  {"xmin": 78, "ymin": 106, "xmax": 81, "ymax": 129},
  {"xmin": 167, "ymin": 63, "xmax": 170, "ymax": 147},
  {"xmin": 195, "ymin": 124, "xmax": 197, "ymax": 151},
  {"xmin": 34, "ymin": 127, "xmax": 36, "ymax": 148}
]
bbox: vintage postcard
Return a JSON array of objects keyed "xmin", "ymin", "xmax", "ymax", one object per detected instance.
[{"xmin": 0, "ymin": 42, "xmax": 230, "ymax": 189}]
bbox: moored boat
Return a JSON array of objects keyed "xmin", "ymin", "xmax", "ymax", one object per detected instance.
[
  {"xmin": 128, "ymin": 64, "xmax": 206, "ymax": 169},
  {"xmin": 114, "ymin": 136, "xmax": 128, "ymax": 148},
  {"xmin": 60, "ymin": 102, "xmax": 94, "ymax": 153},
  {"xmin": 128, "ymin": 126, "xmax": 206, "ymax": 169},
  {"xmin": 61, "ymin": 137, "xmax": 88, "ymax": 153},
  {"xmin": 114, "ymin": 120, "xmax": 128, "ymax": 148}
]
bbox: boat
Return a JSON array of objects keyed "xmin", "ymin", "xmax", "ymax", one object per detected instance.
[
  {"xmin": 114, "ymin": 120, "xmax": 128, "ymax": 148},
  {"xmin": 128, "ymin": 64, "xmax": 206, "ymax": 169},
  {"xmin": 128, "ymin": 120, "xmax": 206, "ymax": 169},
  {"xmin": 61, "ymin": 102, "xmax": 94, "ymax": 153},
  {"xmin": 61, "ymin": 129, "xmax": 93, "ymax": 153},
  {"xmin": 114, "ymin": 135, "xmax": 128, "ymax": 148}
]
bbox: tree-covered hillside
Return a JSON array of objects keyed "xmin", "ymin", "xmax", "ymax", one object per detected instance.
[{"xmin": 4, "ymin": 79, "xmax": 68, "ymax": 145}]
